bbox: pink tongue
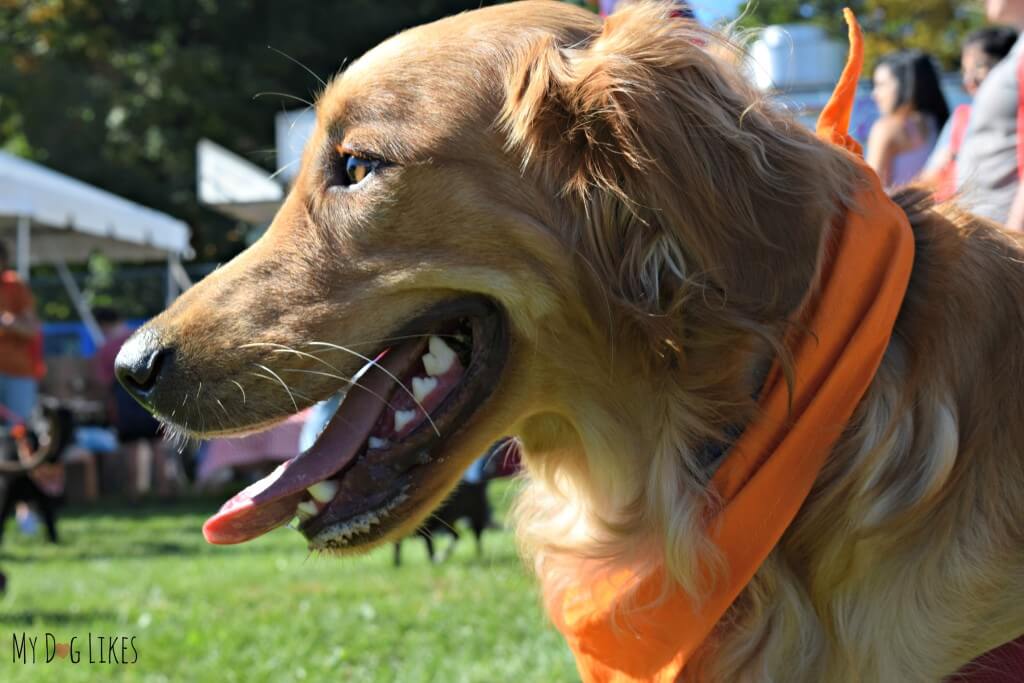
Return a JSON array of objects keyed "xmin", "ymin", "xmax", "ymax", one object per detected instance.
[
  {"xmin": 202, "ymin": 339, "xmax": 427, "ymax": 545},
  {"xmin": 200, "ymin": 466, "xmax": 306, "ymax": 545}
]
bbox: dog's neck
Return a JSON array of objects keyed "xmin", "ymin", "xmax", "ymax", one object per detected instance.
[
  {"xmin": 511, "ymin": 319, "xmax": 776, "ymax": 586},
  {"xmin": 693, "ymin": 355, "xmax": 774, "ymax": 473}
]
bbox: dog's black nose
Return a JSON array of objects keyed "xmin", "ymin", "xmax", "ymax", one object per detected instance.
[{"xmin": 114, "ymin": 328, "xmax": 174, "ymax": 402}]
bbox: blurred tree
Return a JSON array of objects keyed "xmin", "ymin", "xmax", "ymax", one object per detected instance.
[
  {"xmin": 0, "ymin": 0, "xmax": 503, "ymax": 271},
  {"xmin": 740, "ymin": 0, "xmax": 985, "ymax": 69},
  {"xmin": 740, "ymin": 0, "xmax": 867, "ymax": 35},
  {"xmin": 859, "ymin": 1, "xmax": 986, "ymax": 70}
]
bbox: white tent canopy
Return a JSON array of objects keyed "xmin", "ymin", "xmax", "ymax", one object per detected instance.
[
  {"xmin": 0, "ymin": 151, "xmax": 194, "ymax": 343},
  {"xmin": 0, "ymin": 151, "xmax": 192, "ymax": 269},
  {"xmin": 197, "ymin": 139, "xmax": 283, "ymax": 224}
]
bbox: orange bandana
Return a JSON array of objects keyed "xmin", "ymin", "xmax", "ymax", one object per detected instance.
[{"xmin": 552, "ymin": 11, "xmax": 915, "ymax": 682}]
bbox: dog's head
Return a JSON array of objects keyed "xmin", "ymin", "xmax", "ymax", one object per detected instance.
[{"xmin": 116, "ymin": 1, "xmax": 859, "ymax": 553}]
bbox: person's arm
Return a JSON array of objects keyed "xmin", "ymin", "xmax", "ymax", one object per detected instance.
[
  {"xmin": 0, "ymin": 307, "xmax": 39, "ymax": 339},
  {"xmin": 866, "ymin": 118, "xmax": 899, "ymax": 188},
  {"xmin": 1005, "ymin": 184, "xmax": 1024, "ymax": 232},
  {"xmin": 917, "ymin": 145, "xmax": 952, "ymax": 188},
  {"xmin": 0, "ymin": 286, "xmax": 39, "ymax": 339},
  {"xmin": 918, "ymin": 115, "xmax": 955, "ymax": 186}
]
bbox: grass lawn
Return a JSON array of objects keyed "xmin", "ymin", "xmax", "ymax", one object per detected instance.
[{"xmin": 0, "ymin": 480, "xmax": 579, "ymax": 682}]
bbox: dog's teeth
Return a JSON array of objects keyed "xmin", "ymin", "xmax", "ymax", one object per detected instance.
[
  {"xmin": 394, "ymin": 409, "xmax": 417, "ymax": 433},
  {"xmin": 287, "ymin": 516, "xmax": 301, "ymax": 530},
  {"xmin": 422, "ymin": 353, "xmax": 447, "ymax": 377},
  {"xmin": 422, "ymin": 336, "xmax": 456, "ymax": 376},
  {"xmin": 429, "ymin": 335, "xmax": 457, "ymax": 361},
  {"xmin": 310, "ymin": 492, "xmax": 408, "ymax": 547},
  {"xmin": 307, "ymin": 480, "xmax": 338, "ymax": 504},
  {"xmin": 296, "ymin": 501, "xmax": 318, "ymax": 519},
  {"xmin": 411, "ymin": 376, "xmax": 438, "ymax": 402},
  {"xmin": 368, "ymin": 437, "xmax": 389, "ymax": 449}
]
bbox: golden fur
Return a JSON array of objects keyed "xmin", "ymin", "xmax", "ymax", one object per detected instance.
[{"xmin": 134, "ymin": 2, "xmax": 1024, "ymax": 679}]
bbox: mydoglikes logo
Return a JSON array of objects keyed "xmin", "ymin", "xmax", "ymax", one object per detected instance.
[{"xmin": 11, "ymin": 632, "xmax": 138, "ymax": 665}]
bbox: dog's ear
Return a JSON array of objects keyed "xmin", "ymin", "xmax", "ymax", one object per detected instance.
[{"xmin": 501, "ymin": 2, "xmax": 861, "ymax": 329}]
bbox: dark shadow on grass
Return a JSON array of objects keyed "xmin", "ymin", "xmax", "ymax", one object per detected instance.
[
  {"xmin": 0, "ymin": 611, "xmax": 117, "ymax": 626},
  {"xmin": 0, "ymin": 539, "xmax": 286, "ymax": 563},
  {"xmin": 475, "ymin": 553, "xmax": 524, "ymax": 568},
  {"xmin": 387, "ymin": 547, "xmax": 523, "ymax": 570},
  {"xmin": 59, "ymin": 497, "xmax": 223, "ymax": 521}
]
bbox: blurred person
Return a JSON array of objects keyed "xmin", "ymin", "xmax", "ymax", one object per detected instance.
[
  {"xmin": 921, "ymin": 26, "xmax": 1018, "ymax": 199},
  {"xmin": 92, "ymin": 307, "xmax": 134, "ymax": 389},
  {"xmin": 93, "ymin": 307, "xmax": 178, "ymax": 496},
  {"xmin": 0, "ymin": 242, "xmax": 41, "ymax": 424},
  {"xmin": 867, "ymin": 51, "xmax": 950, "ymax": 188},
  {"xmin": 957, "ymin": 0, "xmax": 1024, "ymax": 230},
  {"xmin": 92, "ymin": 307, "xmax": 160, "ymax": 442}
]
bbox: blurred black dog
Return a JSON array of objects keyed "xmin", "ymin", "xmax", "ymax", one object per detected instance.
[
  {"xmin": 0, "ymin": 403, "xmax": 72, "ymax": 547},
  {"xmin": 0, "ymin": 403, "xmax": 73, "ymax": 594},
  {"xmin": 392, "ymin": 439, "xmax": 520, "ymax": 566},
  {"xmin": 393, "ymin": 480, "xmax": 493, "ymax": 566}
]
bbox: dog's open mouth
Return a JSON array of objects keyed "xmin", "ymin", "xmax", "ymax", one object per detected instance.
[{"xmin": 202, "ymin": 296, "xmax": 507, "ymax": 549}]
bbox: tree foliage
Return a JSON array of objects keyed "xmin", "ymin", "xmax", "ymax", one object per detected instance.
[
  {"xmin": 741, "ymin": 0, "xmax": 865, "ymax": 33},
  {"xmin": 0, "ymin": 0, "xmax": 503, "ymax": 265},
  {"xmin": 859, "ymin": 1, "xmax": 986, "ymax": 70},
  {"xmin": 741, "ymin": 0, "xmax": 986, "ymax": 69}
]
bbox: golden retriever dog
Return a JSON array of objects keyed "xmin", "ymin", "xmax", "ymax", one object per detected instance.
[{"xmin": 115, "ymin": 1, "xmax": 1024, "ymax": 680}]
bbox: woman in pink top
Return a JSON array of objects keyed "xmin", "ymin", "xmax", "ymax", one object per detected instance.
[{"xmin": 867, "ymin": 50, "xmax": 950, "ymax": 188}]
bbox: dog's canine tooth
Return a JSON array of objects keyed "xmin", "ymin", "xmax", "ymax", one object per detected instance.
[
  {"xmin": 428, "ymin": 335, "xmax": 455, "ymax": 359},
  {"xmin": 422, "ymin": 336, "xmax": 456, "ymax": 376},
  {"xmin": 296, "ymin": 501, "xmax": 318, "ymax": 519},
  {"xmin": 307, "ymin": 480, "xmax": 339, "ymax": 504},
  {"xmin": 411, "ymin": 376, "xmax": 439, "ymax": 402},
  {"xmin": 368, "ymin": 436, "xmax": 390, "ymax": 450},
  {"xmin": 394, "ymin": 409, "xmax": 417, "ymax": 432}
]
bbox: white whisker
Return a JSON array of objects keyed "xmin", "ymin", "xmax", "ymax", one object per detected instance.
[
  {"xmin": 309, "ymin": 333, "xmax": 459, "ymax": 352},
  {"xmin": 250, "ymin": 373, "xmax": 313, "ymax": 405},
  {"xmin": 267, "ymin": 45, "xmax": 328, "ymax": 88},
  {"xmin": 242, "ymin": 342, "xmax": 432, "ymax": 430},
  {"xmin": 251, "ymin": 365, "xmax": 301, "ymax": 412},
  {"xmin": 253, "ymin": 91, "xmax": 315, "ymax": 108},
  {"xmin": 230, "ymin": 380, "xmax": 247, "ymax": 405},
  {"xmin": 269, "ymin": 159, "xmax": 299, "ymax": 181},
  {"xmin": 277, "ymin": 367, "xmax": 399, "ymax": 413},
  {"xmin": 304, "ymin": 341, "xmax": 440, "ymax": 437},
  {"xmin": 264, "ymin": 344, "xmax": 346, "ymax": 373}
]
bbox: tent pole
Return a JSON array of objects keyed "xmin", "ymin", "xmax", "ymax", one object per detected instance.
[
  {"xmin": 165, "ymin": 255, "xmax": 179, "ymax": 308},
  {"xmin": 169, "ymin": 256, "xmax": 192, "ymax": 293},
  {"xmin": 55, "ymin": 258, "xmax": 104, "ymax": 347},
  {"xmin": 16, "ymin": 215, "xmax": 30, "ymax": 282}
]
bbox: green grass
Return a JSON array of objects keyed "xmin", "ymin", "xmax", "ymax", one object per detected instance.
[{"xmin": 0, "ymin": 480, "xmax": 578, "ymax": 682}]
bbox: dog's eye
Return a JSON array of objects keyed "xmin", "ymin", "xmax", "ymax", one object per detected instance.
[
  {"xmin": 330, "ymin": 151, "xmax": 385, "ymax": 189},
  {"xmin": 345, "ymin": 155, "xmax": 379, "ymax": 185}
]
